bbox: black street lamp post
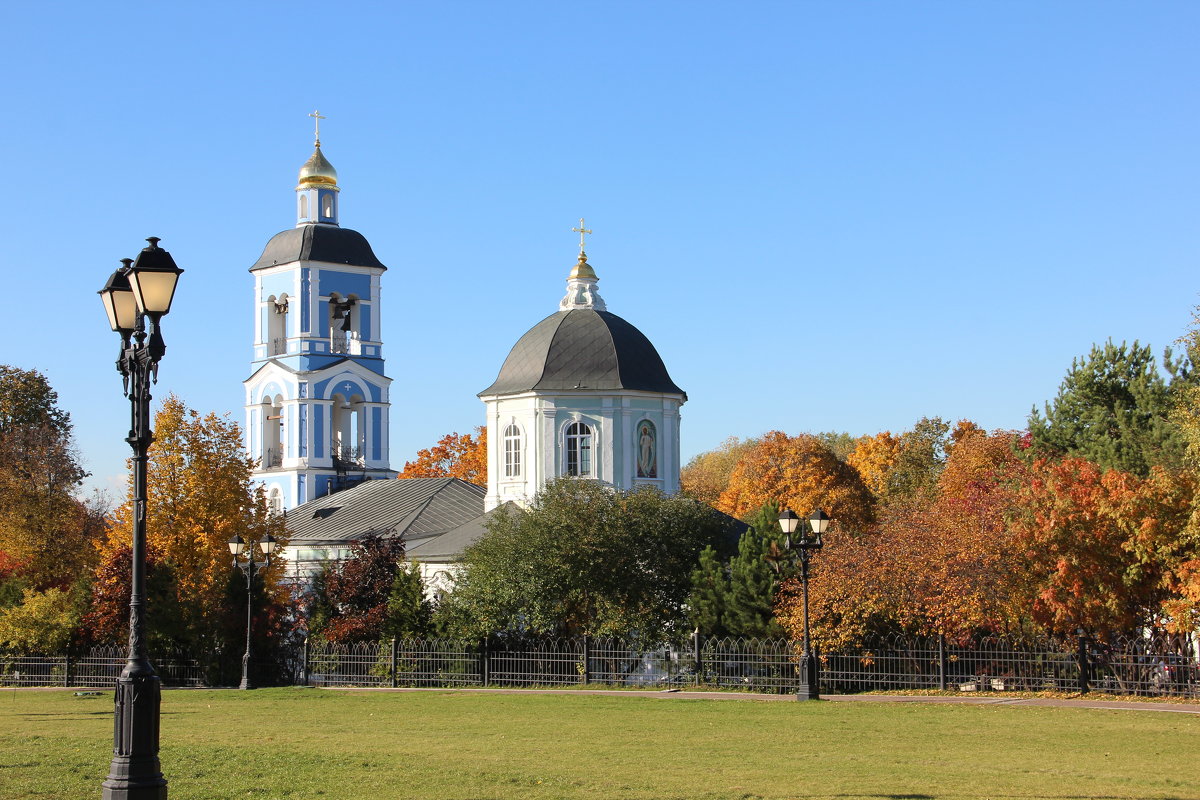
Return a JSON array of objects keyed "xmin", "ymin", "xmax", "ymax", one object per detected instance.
[
  {"xmin": 228, "ymin": 534, "xmax": 276, "ymax": 690},
  {"xmin": 98, "ymin": 237, "xmax": 183, "ymax": 800},
  {"xmin": 777, "ymin": 508, "xmax": 830, "ymax": 701}
]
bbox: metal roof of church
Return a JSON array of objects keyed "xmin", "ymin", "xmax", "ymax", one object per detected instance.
[
  {"xmin": 478, "ymin": 309, "xmax": 686, "ymax": 398},
  {"xmin": 250, "ymin": 225, "xmax": 387, "ymax": 271},
  {"xmin": 286, "ymin": 477, "xmax": 485, "ymax": 546}
]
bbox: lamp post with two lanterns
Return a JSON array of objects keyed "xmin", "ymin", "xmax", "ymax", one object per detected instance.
[
  {"xmin": 775, "ymin": 508, "xmax": 830, "ymax": 701},
  {"xmin": 227, "ymin": 534, "xmax": 277, "ymax": 690},
  {"xmin": 97, "ymin": 237, "xmax": 184, "ymax": 800}
]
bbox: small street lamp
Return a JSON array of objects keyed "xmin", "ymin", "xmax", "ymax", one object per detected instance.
[
  {"xmin": 228, "ymin": 533, "xmax": 277, "ymax": 690},
  {"xmin": 777, "ymin": 508, "xmax": 830, "ymax": 701},
  {"xmin": 97, "ymin": 237, "xmax": 183, "ymax": 800}
]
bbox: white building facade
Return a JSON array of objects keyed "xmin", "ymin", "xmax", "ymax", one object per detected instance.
[{"xmin": 479, "ymin": 250, "xmax": 686, "ymax": 511}]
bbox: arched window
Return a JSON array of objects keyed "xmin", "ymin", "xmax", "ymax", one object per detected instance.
[
  {"xmin": 322, "ymin": 194, "xmax": 333, "ymax": 218},
  {"xmin": 263, "ymin": 397, "xmax": 284, "ymax": 467},
  {"xmin": 328, "ymin": 294, "xmax": 358, "ymax": 354},
  {"xmin": 331, "ymin": 393, "xmax": 363, "ymax": 463},
  {"xmin": 267, "ymin": 294, "xmax": 288, "ymax": 355},
  {"xmin": 299, "ymin": 194, "xmax": 309, "ymax": 219},
  {"xmin": 268, "ymin": 487, "xmax": 283, "ymax": 516},
  {"xmin": 503, "ymin": 424, "xmax": 522, "ymax": 478},
  {"xmin": 564, "ymin": 422, "xmax": 592, "ymax": 477}
]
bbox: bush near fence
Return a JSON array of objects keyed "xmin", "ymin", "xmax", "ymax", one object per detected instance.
[{"xmin": 5, "ymin": 633, "xmax": 1197, "ymax": 698}]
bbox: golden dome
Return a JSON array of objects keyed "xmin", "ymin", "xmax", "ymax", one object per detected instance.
[
  {"xmin": 568, "ymin": 252, "xmax": 598, "ymax": 281},
  {"xmin": 297, "ymin": 145, "xmax": 338, "ymax": 188}
]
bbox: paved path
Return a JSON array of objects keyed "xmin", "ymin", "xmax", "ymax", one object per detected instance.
[{"xmin": 328, "ymin": 685, "xmax": 1200, "ymax": 714}]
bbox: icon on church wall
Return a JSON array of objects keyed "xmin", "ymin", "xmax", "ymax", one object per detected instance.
[{"xmin": 636, "ymin": 420, "xmax": 657, "ymax": 479}]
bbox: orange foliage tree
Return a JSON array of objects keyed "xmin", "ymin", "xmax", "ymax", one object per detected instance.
[
  {"xmin": 88, "ymin": 396, "xmax": 288, "ymax": 649},
  {"xmin": 398, "ymin": 426, "xmax": 487, "ymax": 486},
  {"xmin": 715, "ymin": 431, "xmax": 874, "ymax": 530},
  {"xmin": 778, "ymin": 427, "xmax": 1030, "ymax": 646},
  {"xmin": 1009, "ymin": 457, "xmax": 1196, "ymax": 637}
]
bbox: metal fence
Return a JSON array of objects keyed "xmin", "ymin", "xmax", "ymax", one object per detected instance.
[
  {"xmin": 1, "ymin": 646, "xmax": 208, "ymax": 688},
  {"xmin": 5, "ymin": 632, "xmax": 1197, "ymax": 698}
]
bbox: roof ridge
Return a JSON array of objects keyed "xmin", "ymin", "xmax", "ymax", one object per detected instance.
[
  {"xmin": 595, "ymin": 309, "xmax": 622, "ymax": 389},
  {"xmin": 531, "ymin": 310, "xmax": 571, "ymax": 390}
]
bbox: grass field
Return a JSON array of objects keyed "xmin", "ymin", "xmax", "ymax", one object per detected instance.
[{"xmin": 2, "ymin": 688, "xmax": 1197, "ymax": 800}]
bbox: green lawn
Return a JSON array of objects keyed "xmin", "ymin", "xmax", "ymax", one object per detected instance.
[{"xmin": 2, "ymin": 688, "xmax": 1197, "ymax": 800}]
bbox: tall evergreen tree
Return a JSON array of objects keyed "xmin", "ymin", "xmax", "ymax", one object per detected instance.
[
  {"xmin": 686, "ymin": 546, "xmax": 727, "ymax": 636},
  {"xmin": 1029, "ymin": 340, "xmax": 1190, "ymax": 476},
  {"xmin": 724, "ymin": 503, "xmax": 785, "ymax": 638}
]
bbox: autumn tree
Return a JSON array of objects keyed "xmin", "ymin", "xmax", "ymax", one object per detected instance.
[
  {"xmin": 1008, "ymin": 458, "xmax": 1196, "ymax": 637},
  {"xmin": 885, "ymin": 417, "xmax": 952, "ymax": 504},
  {"xmin": 439, "ymin": 479, "xmax": 741, "ymax": 639},
  {"xmin": 398, "ymin": 426, "xmax": 487, "ymax": 486},
  {"xmin": 90, "ymin": 395, "xmax": 288, "ymax": 652},
  {"xmin": 308, "ymin": 534, "xmax": 407, "ymax": 643},
  {"xmin": 847, "ymin": 432, "xmax": 902, "ymax": 499},
  {"xmin": 680, "ymin": 437, "xmax": 754, "ymax": 507},
  {"xmin": 715, "ymin": 432, "xmax": 873, "ymax": 530},
  {"xmin": 1167, "ymin": 308, "xmax": 1200, "ymax": 630},
  {"xmin": 778, "ymin": 427, "xmax": 1030, "ymax": 646},
  {"xmin": 0, "ymin": 366, "xmax": 103, "ymax": 590},
  {"xmin": 1029, "ymin": 340, "xmax": 1190, "ymax": 476}
]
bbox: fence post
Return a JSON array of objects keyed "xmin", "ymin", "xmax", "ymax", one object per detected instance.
[
  {"xmin": 390, "ymin": 637, "xmax": 399, "ymax": 688},
  {"xmin": 693, "ymin": 630, "xmax": 703, "ymax": 687},
  {"xmin": 938, "ymin": 633, "xmax": 947, "ymax": 691},
  {"xmin": 1076, "ymin": 629, "xmax": 1090, "ymax": 695},
  {"xmin": 581, "ymin": 635, "xmax": 591, "ymax": 685},
  {"xmin": 301, "ymin": 637, "xmax": 310, "ymax": 686},
  {"xmin": 64, "ymin": 651, "xmax": 72, "ymax": 688},
  {"xmin": 480, "ymin": 637, "xmax": 490, "ymax": 686}
]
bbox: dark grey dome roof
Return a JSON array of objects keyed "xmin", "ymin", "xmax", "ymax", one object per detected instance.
[
  {"xmin": 250, "ymin": 225, "xmax": 387, "ymax": 271},
  {"xmin": 479, "ymin": 309, "xmax": 685, "ymax": 398}
]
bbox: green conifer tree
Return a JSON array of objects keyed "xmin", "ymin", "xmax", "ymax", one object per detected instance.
[
  {"xmin": 724, "ymin": 502, "xmax": 785, "ymax": 638},
  {"xmin": 687, "ymin": 546, "xmax": 728, "ymax": 636},
  {"xmin": 1029, "ymin": 340, "xmax": 1190, "ymax": 476},
  {"xmin": 384, "ymin": 562, "xmax": 432, "ymax": 639}
]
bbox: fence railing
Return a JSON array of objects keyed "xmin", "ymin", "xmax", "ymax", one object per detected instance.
[
  {"xmin": 6, "ymin": 633, "xmax": 1197, "ymax": 698},
  {"xmin": 1, "ymin": 645, "xmax": 209, "ymax": 688}
]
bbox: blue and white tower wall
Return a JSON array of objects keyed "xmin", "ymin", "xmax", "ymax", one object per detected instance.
[{"xmin": 244, "ymin": 135, "xmax": 394, "ymax": 511}]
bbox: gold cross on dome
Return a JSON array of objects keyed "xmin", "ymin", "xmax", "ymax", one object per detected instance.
[
  {"xmin": 309, "ymin": 110, "xmax": 326, "ymax": 145},
  {"xmin": 571, "ymin": 218, "xmax": 593, "ymax": 255}
]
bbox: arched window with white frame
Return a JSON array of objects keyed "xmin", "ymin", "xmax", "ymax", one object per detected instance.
[
  {"xmin": 503, "ymin": 423, "xmax": 523, "ymax": 478},
  {"xmin": 564, "ymin": 421, "xmax": 593, "ymax": 477}
]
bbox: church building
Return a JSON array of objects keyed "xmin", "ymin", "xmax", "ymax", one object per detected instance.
[
  {"xmin": 478, "ymin": 229, "xmax": 687, "ymax": 511},
  {"xmin": 243, "ymin": 118, "xmax": 395, "ymax": 513},
  {"xmin": 260, "ymin": 120, "xmax": 688, "ymax": 584}
]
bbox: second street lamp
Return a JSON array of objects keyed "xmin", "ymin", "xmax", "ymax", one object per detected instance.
[
  {"xmin": 228, "ymin": 533, "xmax": 277, "ymax": 690},
  {"xmin": 777, "ymin": 508, "xmax": 829, "ymax": 701}
]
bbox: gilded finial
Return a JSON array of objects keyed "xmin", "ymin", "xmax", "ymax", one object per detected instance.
[
  {"xmin": 571, "ymin": 218, "xmax": 593, "ymax": 256},
  {"xmin": 309, "ymin": 110, "xmax": 326, "ymax": 146}
]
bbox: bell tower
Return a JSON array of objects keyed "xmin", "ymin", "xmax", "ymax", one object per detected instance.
[{"xmin": 243, "ymin": 115, "xmax": 394, "ymax": 510}]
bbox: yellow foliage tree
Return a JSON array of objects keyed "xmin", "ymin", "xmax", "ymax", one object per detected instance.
[
  {"xmin": 846, "ymin": 432, "xmax": 902, "ymax": 499},
  {"xmin": 715, "ymin": 431, "xmax": 874, "ymax": 530},
  {"xmin": 92, "ymin": 395, "xmax": 288, "ymax": 648},
  {"xmin": 680, "ymin": 436, "xmax": 756, "ymax": 506}
]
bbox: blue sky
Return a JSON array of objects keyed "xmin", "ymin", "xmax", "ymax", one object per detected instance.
[{"xmin": 5, "ymin": 2, "xmax": 1198, "ymax": 496}]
